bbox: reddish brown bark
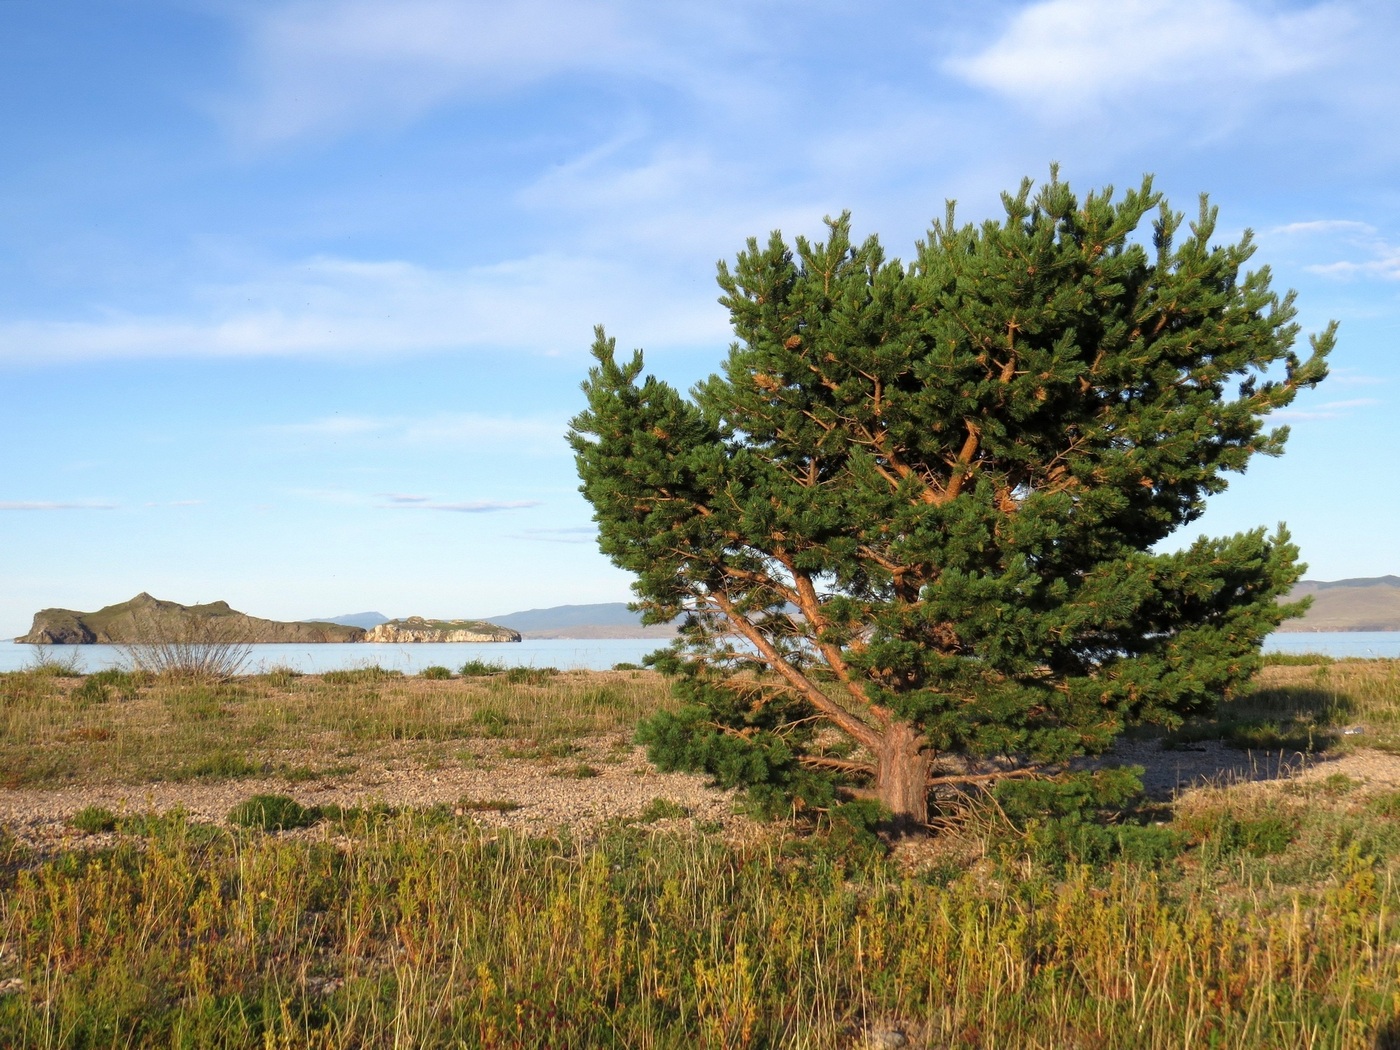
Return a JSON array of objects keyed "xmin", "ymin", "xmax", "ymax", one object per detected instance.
[{"xmin": 875, "ymin": 720, "xmax": 932, "ymax": 833}]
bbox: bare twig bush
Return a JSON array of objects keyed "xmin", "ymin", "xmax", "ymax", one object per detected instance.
[{"xmin": 119, "ymin": 610, "xmax": 254, "ymax": 680}]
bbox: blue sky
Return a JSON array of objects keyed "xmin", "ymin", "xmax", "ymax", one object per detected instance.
[{"xmin": 2, "ymin": 0, "xmax": 1398, "ymax": 636}]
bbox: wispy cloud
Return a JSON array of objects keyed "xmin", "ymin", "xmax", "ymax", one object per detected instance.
[
  {"xmin": 1309, "ymin": 256, "xmax": 1400, "ymax": 280},
  {"xmin": 947, "ymin": 0, "xmax": 1351, "ymax": 117},
  {"xmin": 384, "ymin": 499, "xmax": 542, "ymax": 513},
  {"xmin": 0, "ymin": 252, "xmax": 728, "ymax": 364},
  {"xmin": 225, "ymin": 0, "xmax": 636, "ymax": 145},
  {"xmin": 0, "ymin": 500, "xmax": 117, "ymax": 511},
  {"xmin": 1262, "ymin": 216, "xmax": 1400, "ymax": 281},
  {"xmin": 1272, "ymin": 220, "xmax": 1376, "ymax": 236},
  {"xmin": 266, "ymin": 412, "xmax": 566, "ymax": 453},
  {"xmin": 516, "ymin": 525, "xmax": 598, "ymax": 544},
  {"xmin": 1273, "ymin": 397, "xmax": 1382, "ymax": 421}
]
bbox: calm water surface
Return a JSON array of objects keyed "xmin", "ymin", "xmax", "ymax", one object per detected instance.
[
  {"xmin": 1, "ymin": 631, "xmax": 1395, "ymax": 675},
  {"xmin": 0, "ymin": 638, "xmax": 669, "ymax": 674}
]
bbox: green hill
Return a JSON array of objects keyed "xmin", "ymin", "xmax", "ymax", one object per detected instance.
[{"xmin": 16, "ymin": 593, "xmax": 365, "ymax": 644}]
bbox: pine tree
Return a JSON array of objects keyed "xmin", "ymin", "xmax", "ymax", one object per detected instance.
[{"xmin": 569, "ymin": 171, "xmax": 1333, "ymax": 831}]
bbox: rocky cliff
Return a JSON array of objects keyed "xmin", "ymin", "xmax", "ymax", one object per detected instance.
[
  {"xmin": 16, "ymin": 593, "xmax": 366, "ymax": 644},
  {"xmin": 363, "ymin": 617, "xmax": 521, "ymax": 643}
]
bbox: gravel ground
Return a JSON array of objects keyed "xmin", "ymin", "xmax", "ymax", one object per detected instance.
[
  {"xmin": 0, "ymin": 735, "xmax": 751, "ymax": 848},
  {"xmin": 4, "ymin": 732, "xmax": 1399, "ymax": 851}
]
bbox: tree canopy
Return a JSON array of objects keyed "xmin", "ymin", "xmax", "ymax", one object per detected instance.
[{"xmin": 569, "ymin": 171, "xmax": 1334, "ymax": 830}]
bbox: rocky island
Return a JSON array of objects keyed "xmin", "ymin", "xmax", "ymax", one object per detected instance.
[
  {"xmin": 16, "ymin": 593, "xmax": 365, "ymax": 644},
  {"xmin": 363, "ymin": 617, "xmax": 521, "ymax": 643}
]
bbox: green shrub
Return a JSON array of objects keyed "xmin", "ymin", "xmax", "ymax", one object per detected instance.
[
  {"xmin": 637, "ymin": 798, "xmax": 689, "ymax": 822},
  {"xmin": 172, "ymin": 753, "xmax": 266, "ymax": 781},
  {"xmin": 1179, "ymin": 808, "xmax": 1299, "ymax": 858},
  {"xmin": 71, "ymin": 678, "xmax": 112, "ymax": 706},
  {"xmin": 459, "ymin": 659, "xmax": 503, "ymax": 677},
  {"xmin": 420, "ymin": 665, "xmax": 454, "ymax": 680},
  {"xmin": 323, "ymin": 666, "xmax": 403, "ymax": 685},
  {"xmin": 468, "ymin": 706, "xmax": 514, "ymax": 737},
  {"xmin": 228, "ymin": 794, "xmax": 320, "ymax": 830},
  {"xmin": 990, "ymin": 768, "xmax": 1182, "ymax": 871},
  {"xmin": 504, "ymin": 666, "xmax": 560, "ymax": 686},
  {"xmin": 612, "ymin": 662, "xmax": 642, "ymax": 671},
  {"xmin": 88, "ymin": 668, "xmax": 143, "ymax": 700},
  {"xmin": 261, "ymin": 664, "xmax": 303, "ymax": 687},
  {"xmin": 1366, "ymin": 792, "xmax": 1400, "ymax": 819},
  {"xmin": 70, "ymin": 806, "xmax": 120, "ymax": 833}
]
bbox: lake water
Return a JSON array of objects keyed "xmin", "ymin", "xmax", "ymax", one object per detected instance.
[
  {"xmin": 1, "ymin": 631, "xmax": 1395, "ymax": 675},
  {"xmin": 0, "ymin": 638, "xmax": 670, "ymax": 675}
]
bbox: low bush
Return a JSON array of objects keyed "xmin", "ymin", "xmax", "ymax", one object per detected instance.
[
  {"xmin": 420, "ymin": 665, "xmax": 454, "ymax": 680},
  {"xmin": 69, "ymin": 806, "xmax": 120, "ymax": 834},
  {"xmin": 636, "ymin": 797, "xmax": 689, "ymax": 823},
  {"xmin": 228, "ymin": 794, "xmax": 320, "ymax": 830},
  {"xmin": 459, "ymin": 659, "xmax": 503, "ymax": 677}
]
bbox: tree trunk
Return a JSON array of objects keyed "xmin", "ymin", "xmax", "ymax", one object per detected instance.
[{"xmin": 875, "ymin": 721, "xmax": 932, "ymax": 835}]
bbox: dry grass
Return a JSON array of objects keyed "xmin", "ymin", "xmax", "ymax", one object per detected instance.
[
  {"xmin": 1, "ymin": 659, "xmax": 1400, "ymax": 1045},
  {"xmin": 0, "ymin": 667, "xmax": 672, "ymax": 788}
]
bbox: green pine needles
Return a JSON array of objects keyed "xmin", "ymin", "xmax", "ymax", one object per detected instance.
[{"xmin": 570, "ymin": 170, "xmax": 1334, "ymax": 832}]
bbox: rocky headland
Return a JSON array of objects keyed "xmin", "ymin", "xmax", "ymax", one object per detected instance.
[
  {"xmin": 363, "ymin": 617, "xmax": 521, "ymax": 643},
  {"xmin": 16, "ymin": 593, "xmax": 365, "ymax": 644}
]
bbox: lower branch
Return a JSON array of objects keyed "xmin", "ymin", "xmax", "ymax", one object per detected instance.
[{"xmin": 797, "ymin": 755, "xmax": 876, "ymax": 775}]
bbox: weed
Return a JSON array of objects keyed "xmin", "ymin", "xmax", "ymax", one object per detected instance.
[
  {"xmin": 419, "ymin": 665, "xmax": 454, "ymax": 680},
  {"xmin": 24, "ymin": 649, "xmax": 84, "ymax": 677}
]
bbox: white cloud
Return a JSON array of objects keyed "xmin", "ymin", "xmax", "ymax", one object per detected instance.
[
  {"xmin": 226, "ymin": 0, "xmax": 635, "ymax": 144},
  {"xmin": 0, "ymin": 252, "xmax": 729, "ymax": 364},
  {"xmin": 947, "ymin": 0, "xmax": 1351, "ymax": 115}
]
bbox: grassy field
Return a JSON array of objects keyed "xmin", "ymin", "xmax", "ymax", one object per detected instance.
[
  {"xmin": 0, "ymin": 663, "xmax": 669, "ymax": 789},
  {"xmin": 0, "ymin": 656, "xmax": 1398, "ymax": 1046}
]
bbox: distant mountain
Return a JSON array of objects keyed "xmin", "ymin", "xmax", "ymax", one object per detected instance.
[
  {"xmin": 1280, "ymin": 575, "xmax": 1400, "ymax": 632},
  {"xmin": 486, "ymin": 603, "xmax": 678, "ymax": 639},
  {"xmin": 305, "ymin": 612, "xmax": 391, "ymax": 630}
]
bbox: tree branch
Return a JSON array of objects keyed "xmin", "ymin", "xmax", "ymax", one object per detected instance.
[{"xmin": 708, "ymin": 590, "xmax": 883, "ymax": 750}]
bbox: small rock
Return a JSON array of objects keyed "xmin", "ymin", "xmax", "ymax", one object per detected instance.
[{"xmin": 861, "ymin": 1027, "xmax": 908, "ymax": 1049}]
